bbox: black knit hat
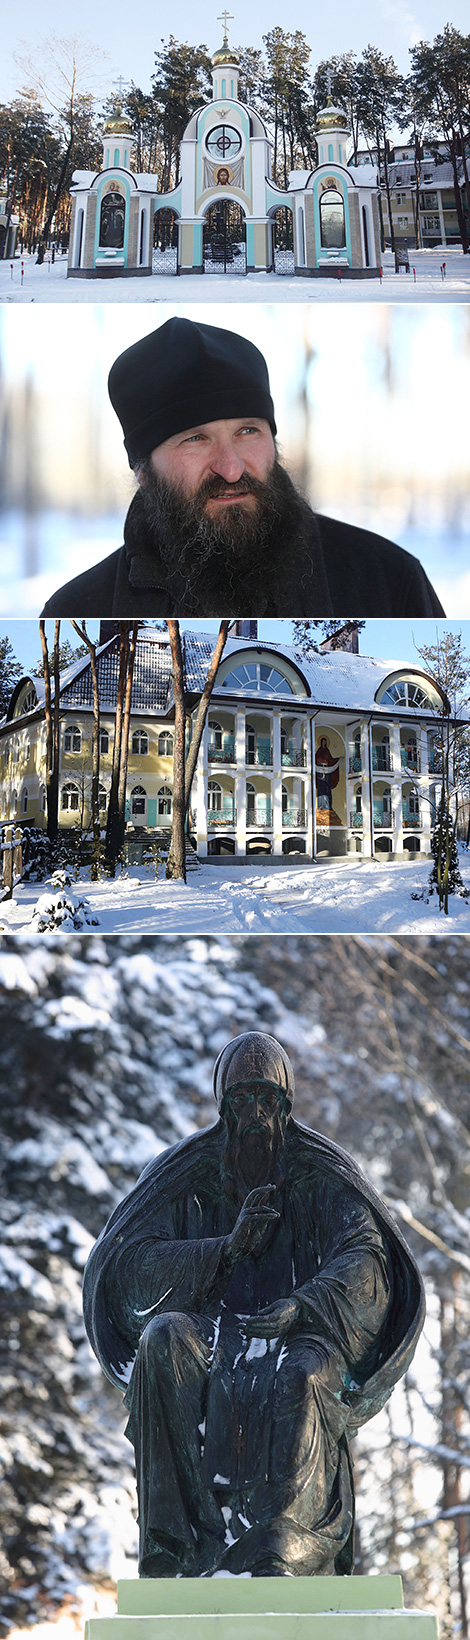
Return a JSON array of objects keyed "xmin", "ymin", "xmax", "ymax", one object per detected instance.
[{"xmin": 108, "ymin": 317, "xmax": 276, "ymax": 465}]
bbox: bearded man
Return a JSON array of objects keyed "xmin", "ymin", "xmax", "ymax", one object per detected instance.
[
  {"xmin": 83, "ymin": 1032, "xmax": 424, "ymax": 1579},
  {"xmin": 42, "ymin": 317, "xmax": 444, "ymax": 618}
]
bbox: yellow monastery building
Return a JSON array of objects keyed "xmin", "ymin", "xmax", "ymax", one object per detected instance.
[{"xmin": 0, "ymin": 624, "xmax": 453, "ymax": 862}]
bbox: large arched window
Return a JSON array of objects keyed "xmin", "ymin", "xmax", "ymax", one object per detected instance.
[
  {"xmin": 222, "ymin": 662, "xmax": 294, "ymax": 695},
  {"xmin": 158, "ymin": 731, "xmax": 174, "ymax": 756},
  {"xmin": 64, "ymin": 724, "xmax": 81, "ymax": 753},
  {"xmin": 320, "ymin": 188, "xmax": 346, "ymax": 249},
  {"xmin": 100, "ymin": 728, "xmax": 110, "ymax": 755},
  {"xmin": 98, "ymin": 784, "xmax": 107, "ymax": 812},
  {"xmin": 99, "ymin": 190, "xmax": 125, "ymax": 249},
  {"xmin": 61, "ymin": 781, "xmax": 80, "ymax": 811},
  {"xmin": 377, "ymin": 676, "xmax": 442, "ymax": 711},
  {"xmin": 132, "ymin": 729, "xmax": 149, "ymax": 755}
]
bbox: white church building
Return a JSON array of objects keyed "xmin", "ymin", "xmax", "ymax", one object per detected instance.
[{"xmin": 67, "ymin": 22, "xmax": 381, "ymax": 279}]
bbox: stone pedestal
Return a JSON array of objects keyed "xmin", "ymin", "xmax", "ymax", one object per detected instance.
[{"xmin": 85, "ymin": 1576, "xmax": 438, "ymax": 1640}]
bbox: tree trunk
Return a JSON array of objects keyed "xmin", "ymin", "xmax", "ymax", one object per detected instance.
[
  {"xmin": 105, "ymin": 625, "xmax": 129, "ymax": 873},
  {"xmin": 183, "ymin": 621, "xmax": 230, "ymax": 812},
  {"xmin": 166, "ymin": 621, "xmax": 187, "ymax": 882},
  {"xmin": 39, "ymin": 621, "xmax": 60, "ymax": 849},
  {"xmin": 116, "ymin": 621, "xmax": 138, "ymax": 857},
  {"xmin": 71, "ymin": 620, "xmax": 101, "ymax": 872}
]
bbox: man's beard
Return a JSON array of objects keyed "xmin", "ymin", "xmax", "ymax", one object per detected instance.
[
  {"xmin": 222, "ymin": 1109, "xmax": 287, "ymax": 1208},
  {"xmin": 137, "ymin": 457, "xmax": 302, "ymax": 608}
]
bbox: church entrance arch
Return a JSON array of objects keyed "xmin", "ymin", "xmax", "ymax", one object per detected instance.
[
  {"xmin": 270, "ymin": 206, "xmax": 294, "ymax": 274},
  {"xmin": 152, "ymin": 207, "xmax": 179, "ymax": 274},
  {"xmin": 203, "ymin": 198, "xmax": 246, "ymax": 274}
]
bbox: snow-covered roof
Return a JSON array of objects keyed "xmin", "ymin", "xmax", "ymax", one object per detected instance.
[
  {"xmin": 2, "ymin": 631, "xmax": 462, "ymax": 731},
  {"xmin": 348, "ymin": 163, "xmax": 377, "ymax": 186}
]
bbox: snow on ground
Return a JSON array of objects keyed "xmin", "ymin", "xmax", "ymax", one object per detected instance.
[
  {"xmin": 2, "ymin": 247, "xmax": 470, "ymax": 303},
  {"xmin": 1, "ymin": 853, "xmax": 469, "ymax": 935}
]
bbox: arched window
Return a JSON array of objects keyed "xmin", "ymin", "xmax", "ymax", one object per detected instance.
[
  {"xmin": 132, "ymin": 729, "xmax": 149, "ymax": 755},
  {"xmin": 379, "ymin": 677, "xmax": 440, "ymax": 711},
  {"xmin": 98, "ymin": 784, "xmax": 107, "ymax": 812},
  {"xmin": 21, "ymin": 787, "xmax": 28, "ymax": 814},
  {"xmin": 100, "ymin": 728, "xmax": 110, "ymax": 755},
  {"xmin": 157, "ymin": 785, "xmax": 173, "ymax": 816},
  {"xmin": 61, "ymin": 782, "xmax": 80, "ymax": 811},
  {"xmin": 158, "ymin": 731, "xmax": 174, "ymax": 756},
  {"xmin": 246, "ymin": 781, "xmax": 256, "ymax": 821},
  {"xmin": 99, "ymin": 190, "xmax": 125, "ymax": 249},
  {"xmin": 208, "ymin": 780, "xmax": 222, "ymax": 812},
  {"xmin": 320, "ymin": 188, "xmax": 346, "ymax": 249},
  {"xmin": 222, "ymin": 662, "xmax": 293, "ymax": 695},
  {"xmin": 209, "ymin": 720, "xmax": 223, "ymax": 752},
  {"xmin": 64, "ymin": 724, "xmax": 81, "ymax": 753},
  {"xmin": 131, "ymin": 785, "xmax": 147, "ymax": 818}
]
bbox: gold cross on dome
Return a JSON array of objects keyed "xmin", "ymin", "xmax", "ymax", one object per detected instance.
[{"xmin": 218, "ymin": 9, "xmax": 234, "ymax": 42}]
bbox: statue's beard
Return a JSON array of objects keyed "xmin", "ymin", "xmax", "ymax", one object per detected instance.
[
  {"xmin": 222, "ymin": 1110, "xmax": 287, "ymax": 1207},
  {"xmin": 137, "ymin": 457, "xmax": 301, "ymax": 607}
]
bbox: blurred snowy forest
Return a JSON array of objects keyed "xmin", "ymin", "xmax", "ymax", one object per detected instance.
[{"xmin": 1, "ymin": 933, "xmax": 470, "ymax": 1637}]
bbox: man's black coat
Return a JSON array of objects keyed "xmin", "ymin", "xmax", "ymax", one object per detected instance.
[{"xmin": 42, "ymin": 489, "xmax": 444, "ymax": 617}]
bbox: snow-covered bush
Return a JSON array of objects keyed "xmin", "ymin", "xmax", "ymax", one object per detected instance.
[{"xmin": 31, "ymin": 888, "xmax": 100, "ymax": 931}]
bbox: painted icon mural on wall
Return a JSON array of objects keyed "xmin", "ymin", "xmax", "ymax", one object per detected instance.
[{"xmin": 315, "ymin": 730, "xmax": 345, "ymax": 827}]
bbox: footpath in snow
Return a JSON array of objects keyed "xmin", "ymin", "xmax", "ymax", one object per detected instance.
[
  {"xmin": 1, "ymin": 247, "xmax": 470, "ymax": 303},
  {"xmin": 1, "ymin": 854, "xmax": 469, "ymax": 936}
]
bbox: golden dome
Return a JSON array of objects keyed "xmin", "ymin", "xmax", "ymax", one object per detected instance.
[
  {"xmin": 212, "ymin": 39, "xmax": 240, "ymax": 67},
  {"xmin": 103, "ymin": 104, "xmax": 133, "ymax": 136},
  {"xmin": 316, "ymin": 100, "xmax": 349, "ymax": 132}
]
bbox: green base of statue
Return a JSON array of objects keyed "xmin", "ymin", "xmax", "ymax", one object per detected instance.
[{"xmin": 85, "ymin": 1576, "xmax": 438, "ymax": 1640}]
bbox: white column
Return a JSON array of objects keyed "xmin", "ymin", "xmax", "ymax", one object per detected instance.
[
  {"xmin": 420, "ymin": 725, "xmax": 432, "ymax": 852},
  {"xmin": 272, "ymin": 713, "xmax": 282, "ymax": 855},
  {"xmin": 360, "ymin": 721, "xmax": 372, "ymax": 857},
  {"xmin": 196, "ymin": 724, "xmax": 208, "ymax": 856},
  {"xmin": 391, "ymin": 723, "xmax": 403, "ymax": 857},
  {"xmin": 235, "ymin": 711, "xmax": 246, "ymax": 856}
]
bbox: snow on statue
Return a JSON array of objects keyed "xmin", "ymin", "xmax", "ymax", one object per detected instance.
[{"xmin": 83, "ymin": 1031, "xmax": 424, "ymax": 1578}]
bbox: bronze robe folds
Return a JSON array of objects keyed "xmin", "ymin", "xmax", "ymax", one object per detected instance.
[{"xmin": 83, "ymin": 1119, "xmax": 424, "ymax": 1577}]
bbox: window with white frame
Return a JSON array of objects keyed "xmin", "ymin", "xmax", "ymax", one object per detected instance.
[
  {"xmin": 158, "ymin": 731, "xmax": 174, "ymax": 756},
  {"xmin": 61, "ymin": 781, "xmax": 80, "ymax": 811},
  {"xmin": 132, "ymin": 729, "xmax": 149, "ymax": 755},
  {"xmin": 208, "ymin": 780, "xmax": 222, "ymax": 812},
  {"xmin": 64, "ymin": 724, "xmax": 81, "ymax": 753},
  {"xmin": 100, "ymin": 728, "xmax": 110, "ymax": 754}
]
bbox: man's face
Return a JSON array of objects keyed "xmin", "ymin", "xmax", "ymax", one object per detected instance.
[
  {"xmin": 143, "ymin": 416, "xmax": 276, "ymax": 523},
  {"xmin": 222, "ymin": 1081, "xmax": 288, "ymax": 1191}
]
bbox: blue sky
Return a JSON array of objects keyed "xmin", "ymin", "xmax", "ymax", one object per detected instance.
[
  {"xmin": 3, "ymin": 0, "xmax": 468, "ymax": 103},
  {"xmin": 3, "ymin": 620, "xmax": 469, "ymax": 678}
]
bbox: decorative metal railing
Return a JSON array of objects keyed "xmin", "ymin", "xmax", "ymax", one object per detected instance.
[
  {"xmin": 348, "ymin": 753, "xmax": 362, "ymax": 773},
  {"xmin": 373, "ymin": 805, "xmax": 393, "ymax": 827},
  {"xmin": 282, "ymin": 807, "xmax": 307, "ymax": 828},
  {"xmin": 402, "ymin": 803, "xmax": 421, "ymax": 825},
  {"xmin": 246, "ymin": 738, "xmax": 272, "ymax": 767},
  {"xmin": 208, "ymin": 737, "xmax": 235, "ymax": 763},
  {"xmin": 281, "ymin": 748, "xmax": 307, "ymax": 767},
  {"xmin": 349, "ymin": 812, "xmax": 363, "ymax": 828},
  {"xmin": 207, "ymin": 803, "xmax": 236, "ymax": 826},
  {"xmin": 247, "ymin": 800, "xmax": 272, "ymax": 826}
]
